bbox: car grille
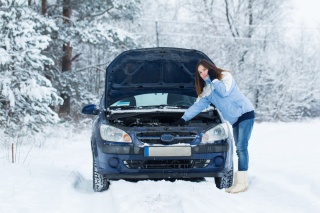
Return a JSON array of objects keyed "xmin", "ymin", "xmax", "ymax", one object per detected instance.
[
  {"xmin": 136, "ymin": 132, "xmax": 197, "ymax": 144},
  {"xmin": 123, "ymin": 159, "xmax": 210, "ymax": 169}
]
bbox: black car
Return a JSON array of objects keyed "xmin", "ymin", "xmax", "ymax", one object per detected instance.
[{"xmin": 82, "ymin": 47, "xmax": 234, "ymax": 192}]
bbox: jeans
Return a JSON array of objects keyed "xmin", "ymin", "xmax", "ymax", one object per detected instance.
[{"xmin": 232, "ymin": 118, "xmax": 254, "ymax": 171}]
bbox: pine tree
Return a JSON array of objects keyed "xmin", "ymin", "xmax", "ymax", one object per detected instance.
[{"xmin": 0, "ymin": 0, "xmax": 63, "ymax": 136}]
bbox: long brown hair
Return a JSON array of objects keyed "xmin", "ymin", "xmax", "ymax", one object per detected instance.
[{"xmin": 195, "ymin": 59, "xmax": 226, "ymax": 96}]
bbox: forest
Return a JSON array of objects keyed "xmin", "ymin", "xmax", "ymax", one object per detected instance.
[{"xmin": 1, "ymin": 0, "xmax": 320, "ymax": 137}]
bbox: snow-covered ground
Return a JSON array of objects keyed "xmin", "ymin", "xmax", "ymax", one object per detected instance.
[{"xmin": 1, "ymin": 120, "xmax": 320, "ymax": 213}]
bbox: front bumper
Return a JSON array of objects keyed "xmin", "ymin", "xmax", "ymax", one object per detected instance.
[{"xmin": 95, "ymin": 142, "xmax": 230, "ymax": 179}]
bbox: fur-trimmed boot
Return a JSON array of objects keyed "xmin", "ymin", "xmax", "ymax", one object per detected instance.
[{"xmin": 226, "ymin": 171, "xmax": 249, "ymax": 193}]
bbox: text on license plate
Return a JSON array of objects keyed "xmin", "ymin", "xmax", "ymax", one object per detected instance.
[{"xmin": 144, "ymin": 146, "xmax": 191, "ymax": 157}]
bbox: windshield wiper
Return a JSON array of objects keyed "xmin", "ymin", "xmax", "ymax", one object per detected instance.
[
  {"xmin": 173, "ymin": 105, "xmax": 190, "ymax": 108},
  {"xmin": 137, "ymin": 104, "xmax": 168, "ymax": 109},
  {"xmin": 109, "ymin": 105, "xmax": 136, "ymax": 110}
]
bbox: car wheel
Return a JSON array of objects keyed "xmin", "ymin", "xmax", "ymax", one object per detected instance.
[
  {"xmin": 214, "ymin": 165, "xmax": 233, "ymax": 189},
  {"xmin": 93, "ymin": 155, "xmax": 110, "ymax": 192}
]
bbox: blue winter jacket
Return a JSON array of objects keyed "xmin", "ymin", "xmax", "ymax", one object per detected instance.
[{"xmin": 182, "ymin": 72, "xmax": 254, "ymax": 125}]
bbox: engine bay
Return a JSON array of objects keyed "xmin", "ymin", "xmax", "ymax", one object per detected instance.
[{"xmin": 107, "ymin": 109, "xmax": 221, "ymax": 127}]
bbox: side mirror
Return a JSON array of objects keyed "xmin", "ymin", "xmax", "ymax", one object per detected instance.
[{"xmin": 81, "ymin": 104, "xmax": 99, "ymax": 115}]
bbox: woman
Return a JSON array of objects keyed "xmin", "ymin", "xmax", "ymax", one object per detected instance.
[{"xmin": 174, "ymin": 59, "xmax": 255, "ymax": 193}]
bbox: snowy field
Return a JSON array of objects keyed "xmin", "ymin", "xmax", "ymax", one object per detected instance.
[{"xmin": 1, "ymin": 120, "xmax": 320, "ymax": 213}]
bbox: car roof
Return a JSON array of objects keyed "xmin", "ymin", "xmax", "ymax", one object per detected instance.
[{"xmin": 105, "ymin": 47, "xmax": 213, "ymax": 106}]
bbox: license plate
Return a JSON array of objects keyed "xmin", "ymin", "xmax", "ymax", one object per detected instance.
[{"xmin": 144, "ymin": 146, "xmax": 191, "ymax": 157}]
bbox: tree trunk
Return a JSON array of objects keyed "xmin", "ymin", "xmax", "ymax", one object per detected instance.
[
  {"xmin": 42, "ymin": 0, "xmax": 47, "ymax": 16},
  {"xmin": 247, "ymin": 0, "xmax": 253, "ymax": 38},
  {"xmin": 62, "ymin": 43, "xmax": 72, "ymax": 72},
  {"xmin": 62, "ymin": 0, "xmax": 72, "ymax": 72},
  {"xmin": 59, "ymin": 0, "xmax": 72, "ymax": 115}
]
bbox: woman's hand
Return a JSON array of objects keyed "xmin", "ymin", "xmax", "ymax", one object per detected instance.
[
  {"xmin": 173, "ymin": 118, "xmax": 186, "ymax": 126},
  {"xmin": 208, "ymin": 69, "xmax": 217, "ymax": 81}
]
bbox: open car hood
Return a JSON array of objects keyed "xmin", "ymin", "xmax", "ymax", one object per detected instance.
[{"xmin": 105, "ymin": 47, "xmax": 213, "ymax": 107}]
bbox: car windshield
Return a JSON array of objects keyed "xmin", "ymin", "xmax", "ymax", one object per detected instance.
[{"xmin": 110, "ymin": 93, "xmax": 196, "ymax": 108}]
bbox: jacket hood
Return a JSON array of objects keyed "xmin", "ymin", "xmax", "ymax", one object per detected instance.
[{"xmin": 105, "ymin": 47, "xmax": 213, "ymax": 107}]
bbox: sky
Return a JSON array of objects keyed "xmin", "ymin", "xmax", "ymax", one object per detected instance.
[{"xmin": 292, "ymin": 0, "xmax": 320, "ymax": 27}]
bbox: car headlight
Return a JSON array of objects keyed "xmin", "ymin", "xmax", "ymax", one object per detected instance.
[
  {"xmin": 201, "ymin": 123, "xmax": 229, "ymax": 143},
  {"xmin": 100, "ymin": 124, "xmax": 132, "ymax": 143}
]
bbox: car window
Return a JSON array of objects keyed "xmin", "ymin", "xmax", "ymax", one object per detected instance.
[{"xmin": 110, "ymin": 93, "xmax": 195, "ymax": 107}]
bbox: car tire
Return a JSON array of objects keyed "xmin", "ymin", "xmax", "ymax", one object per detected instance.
[
  {"xmin": 93, "ymin": 155, "xmax": 110, "ymax": 192},
  {"xmin": 214, "ymin": 165, "xmax": 233, "ymax": 189}
]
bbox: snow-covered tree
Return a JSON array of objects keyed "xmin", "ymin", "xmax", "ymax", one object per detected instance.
[
  {"xmin": 39, "ymin": 0, "xmax": 141, "ymax": 118},
  {"xmin": 266, "ymin": 29, "xmax": 320, "ymax": 121},
  {"xmin": 0, "ymin": 0, "xmax": 63, "ymax": 136},
  {"xmin": 136, "ymin": 0, "xmax": 320, "ymax": 121}
]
